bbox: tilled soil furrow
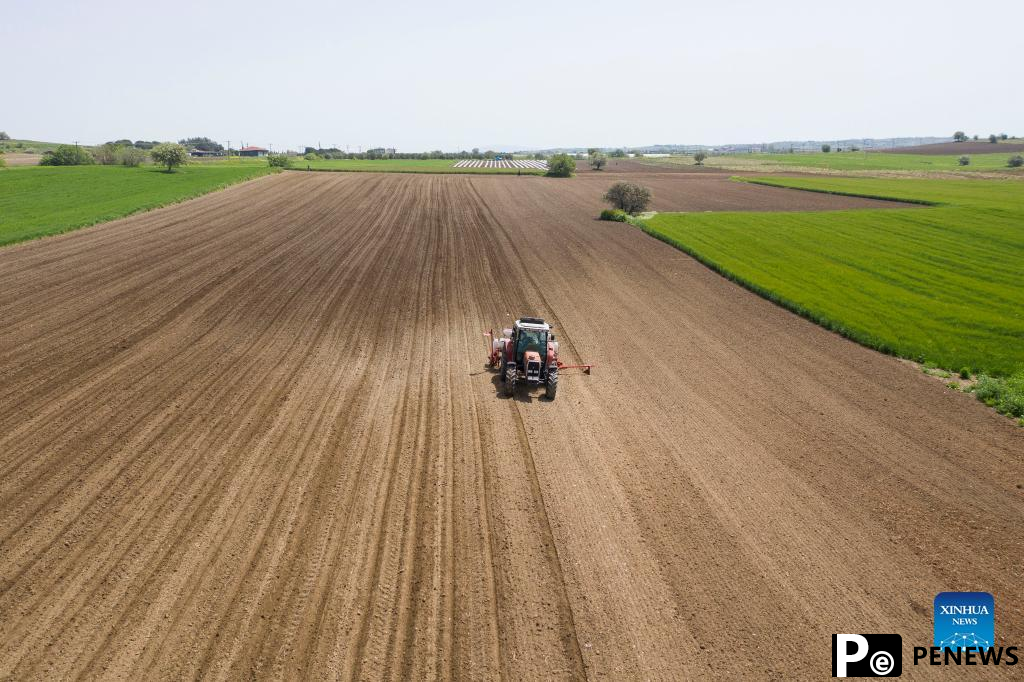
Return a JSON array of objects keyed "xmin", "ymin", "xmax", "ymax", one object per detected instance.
[{"xmin": 1, "ymin": 170, "xmax": 1021, "ymax": 681}]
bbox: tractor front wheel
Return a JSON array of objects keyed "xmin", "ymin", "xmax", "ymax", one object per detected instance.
[{"xmin": 504, "ymin": 364, "xmax": 517, "ymax": 397}]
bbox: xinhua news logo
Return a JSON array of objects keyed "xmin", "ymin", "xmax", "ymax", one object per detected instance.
[
  {"xmin": 911, "ymin": 591, "xmax": 1018, "ymax": 667},
  {"xmin": 832, "ymin": 634, "xmax": 902, "ymax": 677},
  {"xmin": 934, "ymin": 591, "xmax": 994, "ymax": 650}
]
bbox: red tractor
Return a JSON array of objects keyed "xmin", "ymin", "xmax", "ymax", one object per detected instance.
[{"xmin": 485, "ymin": 317, "xmax": 591, "ymax": 400}]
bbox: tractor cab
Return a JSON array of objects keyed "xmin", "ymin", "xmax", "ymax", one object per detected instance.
[{"xmin": 513, "ymin": 318, "xmax": 549, "ymax": 362}]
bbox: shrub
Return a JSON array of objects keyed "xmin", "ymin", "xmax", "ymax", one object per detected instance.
[
  {"xmin": 94, "ymin": 143, "xmax": 122, "ymax": 165},
  {"xmin": 303, "ymin": 152, "xmax": 320, "ymax": 161},
  {"xmin": 268, "ymin": 154, "xmax": 292, "ymax": 168},
  {"xmin": 821, "ymin": 144, "xmax": 831, "ymax": 153},
  {"xmin": 989, "ymin": 134, "xmax": 998, "ymax": 143},
  {"xmin": 1008, "ymin": 155, "xmax": 1023, "ymax": 168},
  {"xmin": 599, "ymin": 208, "xmax": 628, "ymax": 222},
  {"xmin": 959, "ymin": 367, "xmax": 971, "ymax": 379},
  {"xmin": 546, "ymin": 153, "xmax": 576, "ymax": 177},
  {"xmin": 958, "ymin": 155, "xmax": 970, "ymax": 166},
  {"xmin": 972, "ymin": 370, "xmax": 1024, "ymax": 418},
  {"xmin": 40, "ymin": 144, "xmax": 96, "ymax": 166},
  {"xmin": 603, "ymin": 182, "xmax": 652, "ymax": 215},
  {"xmin": 119, "ymin": 146, "xmax": 147, "ymax": 167},
  {"xmin": 150, "ymin": 143, "xmax": 189, "ymax": 172},
  {"xmin": 694, "ymin": 151, "xmax": 707, "ymax": 165}
]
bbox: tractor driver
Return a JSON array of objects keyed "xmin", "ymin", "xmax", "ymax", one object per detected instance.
[{"xmin": 516, "ymin": 328, "xmax": 547, "ymax": 357}]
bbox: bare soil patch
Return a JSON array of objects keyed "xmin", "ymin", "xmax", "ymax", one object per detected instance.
[
  {"xmin": 886, "ymin": 141, "xmax": 1024, "ymax": 155},
  {"xmin": 1, "ymin": 172, "xmax": 1020, "ymax": 679},
  {"xmin": 1, "ymin": 153, "xmax": 42, "ymax": 166}
]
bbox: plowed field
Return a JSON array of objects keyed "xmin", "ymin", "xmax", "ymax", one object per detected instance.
[{"xmin": 1, "ymin": 171, "xmax": 1021, "ymax": 680}]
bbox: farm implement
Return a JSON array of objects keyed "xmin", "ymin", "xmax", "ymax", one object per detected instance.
[{"xmin": 485, "ymin": 317, "xmax": 592, "ymax": 400}]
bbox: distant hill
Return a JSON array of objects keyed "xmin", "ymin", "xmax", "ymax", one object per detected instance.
[{"xmin": 0, "ymin": 138, "xmax": 67, "ymax": 154}]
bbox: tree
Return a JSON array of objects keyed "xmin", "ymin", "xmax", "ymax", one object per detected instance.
[
  {"xmin": 1000, "ymin": 133, "xmax": 1009, "ymax": 140},
  {"xmin": 1008, "ymin": 155, "xmax": 1024, "ymax": 168},
  {"xmin": 151, "ymin": 143, "xmax": 189, "ymax": 172},
  {"xmin": 546, "ymin": 153, "xmax": 576, "ymax": 177},
  {"xmin": 587, "ymin": 148, "xmax": 598, "ymax": 156},
  {"xmin": 179, "ymin": 137, "xmax": 224, "ymax": 152},
  {"xmin": 958, "ymin": 155, "xmax": 970, "ymax": 166},
  {"xmin": 953, "ymin": 131, "xmax": 967, "ymax": 142},
  {"xmin": 40, "ymin": 144, "xmax": 95, "ymax": 166},
  {"xmin": 821, "ymin": 144, "xmax": 831, "ymax": 153},
  {"xmin": 589, "ymin": 151, "xmax": 607, "ymax": 170},
  {"xmin": 609, "ymin": 148, "xmax": 627, "ymax": 158},
  {"xmin": 603, "ymin": 182, "xmax": 652, "ymax": 214},
  {"xmin": 694, "ymin": 151, "xmax": 708, "ymax": 165},
  {"xmin": 989, "ymin": 134, "xmax": 998, "ymax": 143},
  {"xmin": 0, "ymin": 131, "xmax": 10, "ymax": 141}
]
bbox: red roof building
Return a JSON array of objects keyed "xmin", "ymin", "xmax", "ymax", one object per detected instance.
[{"xmin": 239, "ymin": 146, "xmax": 269, "ymax": 157}]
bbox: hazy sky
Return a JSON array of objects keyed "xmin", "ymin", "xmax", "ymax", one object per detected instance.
[{"xmin": 4, "ymin": 0, "xmax": 1022, "ymax": 151}]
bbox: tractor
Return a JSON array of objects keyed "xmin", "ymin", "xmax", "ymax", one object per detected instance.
[{"xmin": 485, "ymin": 317, "xmax": 591, "ymax": 400}]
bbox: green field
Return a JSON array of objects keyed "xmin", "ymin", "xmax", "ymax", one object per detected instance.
[
  {"xmin": 0, "ymin": 138, "xmax": 65, "ymax": 154},
  {"xmin": 647, "ymin": 151, "xmax": 1024, "ymax": 174},
  {"xmin": 296, "ymin": 158, "xmax": 545, "ymax": 174},
  {"xmin": 640, "ymin": 176, "xmax": 1024, "ymax": 375},
  {"xmin": 0, "ymin": 164, "xmax": 274, "ymax": 246}
]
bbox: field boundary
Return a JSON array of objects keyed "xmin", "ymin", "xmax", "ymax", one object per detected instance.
[
  {"xmin": 734, "ymin": 177, "xmax": 941, "ymax": 206},
  {"xmin": 288, "ymin": 167, "xmax": 546, "ymax": 176}
]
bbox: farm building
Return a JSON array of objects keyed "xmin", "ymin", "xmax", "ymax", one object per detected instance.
[{"xmin": 239, "ymin": 146, "xmax": 269, "ymax": 157}]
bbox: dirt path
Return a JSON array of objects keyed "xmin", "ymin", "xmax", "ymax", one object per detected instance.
[{"xmin": 1, "ymin": 172, "xmax": 1021, "ymax": 680}]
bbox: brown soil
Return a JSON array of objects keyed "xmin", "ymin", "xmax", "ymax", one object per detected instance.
[
  {"xmin": 1, "ymin": 153, "xmax": 42, "ymax": 166},
  {"xmin": 885, "ymin": 141, "xmax": 1024, "ymax": 155},
  {"xmin": 1, "ymin": 172, "xmax": 1021, "ymax": 680},
  {"xmin": 550, "ymin": 171, "xmax": 913, "ymax": 212},
  {"xmin": 575, "ymin": 158, "xmax": 721, "ymax": 174}
]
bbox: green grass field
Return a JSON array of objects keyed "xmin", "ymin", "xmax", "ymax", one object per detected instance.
[
  {"xmin": 0, "ymin": 163, "xmax": 274, "ymax": 247},
  {"xmin": 640, "ymin": 177, "xmax": 1024, "ymax": 375},
  {"xmin": 0, "ymin": 138, "xmax": 65, "ymax": 154},
  {"xmin": 296, "ymin": 158, "xmax": 545, "ymax": 174},
  {"xmin": 648, "ymin": 151, "xmax": 1024, "ymax": 174}
]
